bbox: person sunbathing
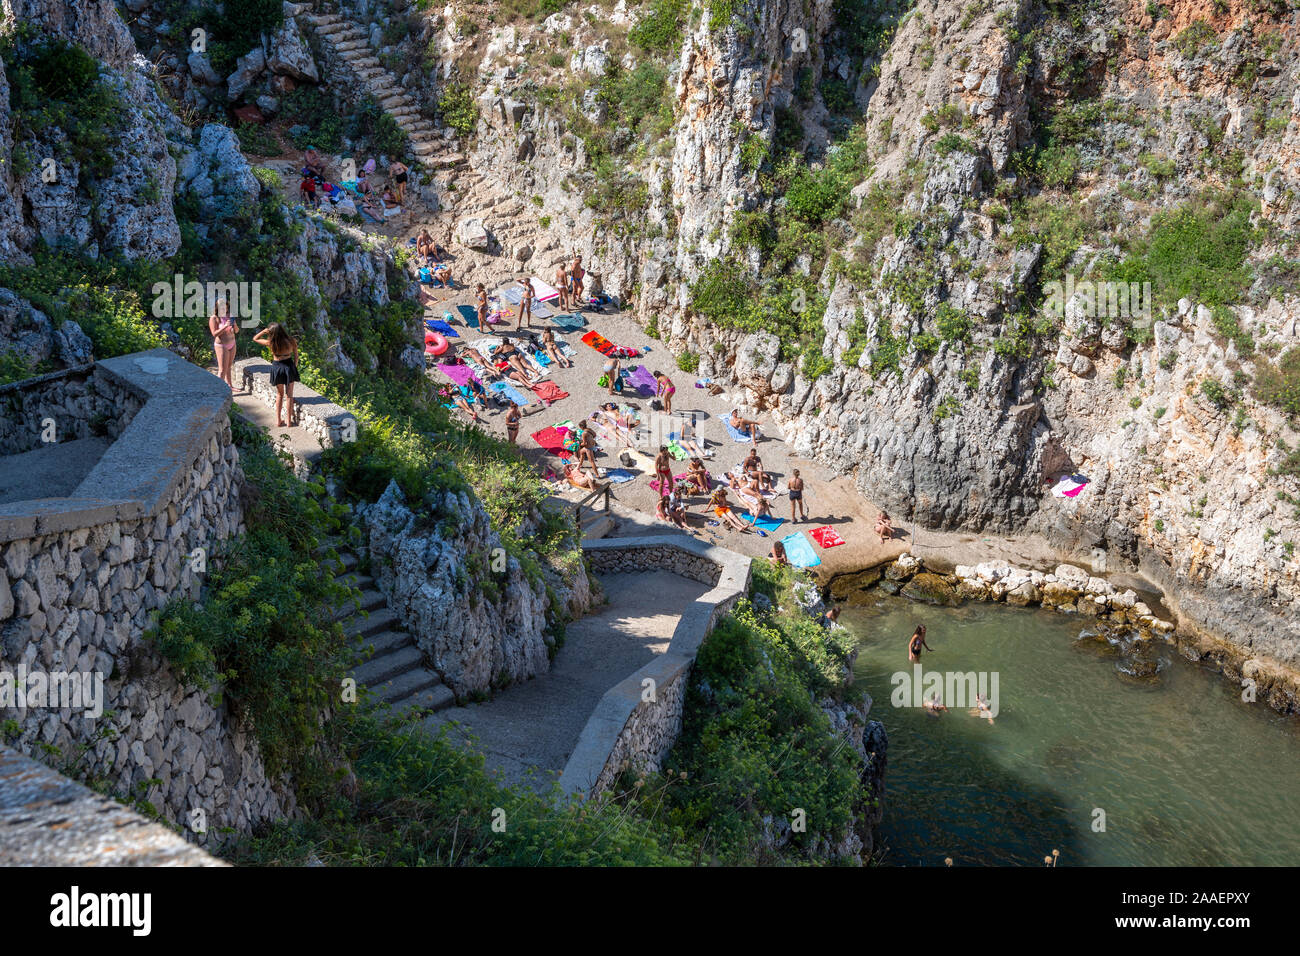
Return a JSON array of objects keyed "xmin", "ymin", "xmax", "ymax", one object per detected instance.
[
  {"xmin": 656, "ymin": 495, "xmax": 687, "ymax": 529},
  {"xmin": 769, "ymin": 540, "xmax": 789, "ymax": 566},
  {"xmin": 743, "ymin": 448, "xmax": 763, "ymax": 473},
  {"xmin": 741, "ymin": 476, "xmax": 773, "ymax": 517},
  {"xmin": 452, "ymin": 383, "xmax": 484, "ymax": 423},
  {"xmin": 565, "ymin": 462, "xmax": 597, "ymax": 490},
  {"xmin": 730, "ymin": 410, "xmax": 762, "ymax": 445},
  {"xmin": 686, "ymin": 458, "xmax": 710, "ymax": 494},
  {"xmin": 746, "ymin": 464, "xmax": 774, "ymax": 493},
  {"xmin": 876, "ymin": 510, "xmax": 893, "ymax": 544},
  {"xmin": 541, "ymin": 328, "xmax": 572, "ymax": 368},
  {"xmin": 708, "ymin": 487, "xmax": 751, "ymax": 532},
  {"xmin": 492, "ymin": 341, "xmax": 538, "ymax": 383}
]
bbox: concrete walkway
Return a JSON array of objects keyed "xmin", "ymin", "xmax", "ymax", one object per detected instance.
[{"xmin": 422, "ymin": 570, "xmax": 711, "ymax": 790}]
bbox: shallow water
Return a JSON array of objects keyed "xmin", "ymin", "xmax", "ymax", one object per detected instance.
[{"xmin": 842, "ymin": 594, "xmax": 1300, "ymax": 867}]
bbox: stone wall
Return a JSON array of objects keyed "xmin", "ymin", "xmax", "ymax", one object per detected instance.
[
  {"xmin": 0, "ymin": 350, "xmax": 293, "ymax": 851},
  {"xmin": 0, "ymin": 363, "xmax": 143, "ymax": 456},
  {"xmin": 558, "ymin": 537, "xmax": 752, "ymax": 797}
]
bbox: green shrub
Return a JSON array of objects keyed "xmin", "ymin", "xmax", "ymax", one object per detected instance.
[
  {"xmin": 280, "ymin": 86, "xmax": 345, "ymax": 151},
  {"xmin": 235, "ymin": 122, "xmax": 280, "ymax": 156},
  {"xmin": 784, "ymin": 167, "xmax": 847, "ymax": 222},
  {"xmin": 1253, "ymin": 348, "xmax": 1300, "ymax": 419},
  {"xmin": 934, "ymin": 132, "xmax": 977, "ymax": 156},
  {"xmin": 629, "ymin": 0, "xmax": 688, "ymax": 51},
  {"xmin": 1200, "ymin": 378, "xmax": 1233, "ymax": 410},
  {"xmin": 437, "ymin": 83, "xmax": 479, "ymax": 138},
  {"xmin": 1105, "ymin": 190, "xmax": 1256, "ymax": 311},
  {"xmin": 676, "ymin": 350, "xmax": 700, "ymax": 373}
]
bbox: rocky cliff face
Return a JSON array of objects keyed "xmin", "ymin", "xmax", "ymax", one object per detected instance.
[{"xmin": 403, "ymin": 0, "xmax": 1300, "ymax": 681}]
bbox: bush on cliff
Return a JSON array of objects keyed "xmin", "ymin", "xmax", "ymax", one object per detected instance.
[{"xmin": 628, "ymin": 562, "xmax": 872, "ymax": 863}]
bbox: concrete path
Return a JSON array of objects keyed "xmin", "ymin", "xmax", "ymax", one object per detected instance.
[{"xmin": 422, "ymin": 570, "xmax": 710, "ymax": 791}]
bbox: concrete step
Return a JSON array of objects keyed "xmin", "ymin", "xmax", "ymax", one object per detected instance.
[
  {"xmin": 344, "ymin": 606, "xmax": 401, "ymax": 640},
  {"xmin": 581, "ymin": 515, "xmax": 616, "ymax": 541},
  {"xmin": 354, "ymin": 644, "xmax": 424, "ymax": 686},
  {"xmin": 352, "ymin": 628, "xmax": 415, "ymax": 658},
  {"xmin": 334, "ymin": 587, "xmax": 386, "ymax": 619},
  {"xmin": 388, "ymin": 679, "xmax": 456, "ymax": 714}
]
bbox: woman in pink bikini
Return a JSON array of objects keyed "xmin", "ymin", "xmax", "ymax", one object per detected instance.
[
  {"xmin": 208, "ymin": 298, "xmax": 238, "ymax": 391},
  {"xmin": 653, "ymin": 369, "xmax": 676, "ymax": 414}
]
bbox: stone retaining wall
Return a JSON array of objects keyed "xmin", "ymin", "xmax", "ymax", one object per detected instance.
[
  {"xmin": 0, "ymin": 351, "xmax": 292, "ymax": 855},
  {"xmin": 0, "ymin": 363, "xmax": 143, "ymax": 456},
  {"xmin": 557, "ymin": 536, "xmax": 751, "ymax": 797}
]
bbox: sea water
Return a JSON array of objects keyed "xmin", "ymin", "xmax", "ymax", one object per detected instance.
[{"xmin": 842, "ymin": 594, "xmax": 1300, "ymax": 866}]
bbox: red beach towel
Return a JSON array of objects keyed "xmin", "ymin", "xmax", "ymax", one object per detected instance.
[
  {"xmin": 532, "ymin": 427, "xmax": 570, "ymax": 458},
  {"xmin": 811, "ymin": 525, "xmax": 845, "ymax": 548},
  {"xmin": 532, "ymin": 381, "xmax": 569, "ymax": 404}
]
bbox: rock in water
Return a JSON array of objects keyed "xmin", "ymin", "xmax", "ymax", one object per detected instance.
[{"xmin": 900, "ymin": 572, "xmax": 961, "ymax": 607}]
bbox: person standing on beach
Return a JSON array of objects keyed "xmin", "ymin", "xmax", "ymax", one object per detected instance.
[
  {"xmin": 554, "ymin": 261, "xmax": 570, "ymax": 311},
  {"xmin": 517, "ymin": 277, "xmax": 534, "ymax": 330},
  {"xmin": 788, "ymin": 468, "xmax": 806, "ymax": 523}
]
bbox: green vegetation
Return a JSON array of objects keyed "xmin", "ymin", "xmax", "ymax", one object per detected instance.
[
  {"xmin": 629, "ymin": 561, "xmax": 875, "ymax": 862},
  {"xmin": 150, "ymin": 417, "xmax": 355, "ymax": 787},
  {"xmin": 629, "ymin": 0, "xmax": 688, "ymax": 52},
  {"xmin": 675, "ymin": 350, "xmax": 700, "ymax": 373},
  {"xmin": 1105, "ymin": 190, "xmax": 1257, "ymax": 312},
  {"xmin": 0, "ymin": 31, "xmax": 127, "ymax": 179},
  {"xmin": 1253, "ymin": 348, "xmax": 1300, "ymax": 420},
  {"xmin": 437, "ymin": 82, "xmax": 479, "ymax": 138},
  {"xmin": 280, "ymin": 86, "xmax": 345, "ymax": 151}
]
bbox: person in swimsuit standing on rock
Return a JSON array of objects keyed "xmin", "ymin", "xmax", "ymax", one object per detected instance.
[
  {"xmin": 208, "ymin": 297, "xmax": 238, "ymax": 392},
  {"xmin": 908, "ymin": 624, "xmax": 933, "ymax": 663},
  {"xmin": 788, "ymin": 468, "xmax": 806, "ymax": 523}
]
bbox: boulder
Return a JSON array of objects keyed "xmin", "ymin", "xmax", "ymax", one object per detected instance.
[
  {"xmin": 267, "ymin": 21, "xmax": 320, "ymax": 83},
  {"xmin": 885, "ymin": 552, "xmax": 920, "ymax": 582},
  {"xmin": 456, "ymin": 217, "xmax": 491, "ymax": 250},
  {"xmin": 1054, "ymin": 564, "xmax": 1091, "ymax": 590},
  {"xmin": 187, "ymin": 51, "xmax": 223, "ymax": 86},
  {"xmin": 227, "ymin": 47, "xmax": 266, "ymax": 101},
  {"xmin": 900, "ymin": 572, "xmax": 961, "ymax": 607}
]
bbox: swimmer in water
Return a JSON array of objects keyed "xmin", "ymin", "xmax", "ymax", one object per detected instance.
[
  {"xmin": 923, "ymin": 692, "xmax": 947, "ymax": 715},
  {"xmin": 972, "ymin": 692, "xmax": 995, "ymax": 725},
  {"xmin": 908, "ymin": 624, "xmax": 932, "ymax": 663}
]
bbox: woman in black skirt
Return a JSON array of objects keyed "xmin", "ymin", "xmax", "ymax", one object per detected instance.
[{"xmin": 253, "ymin": 323, "xmax": 300, "ymax": 426}]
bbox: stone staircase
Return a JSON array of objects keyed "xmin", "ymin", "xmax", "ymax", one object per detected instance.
[
  {"xmin": 323, "ymin": 542, "xmax": 456, "ymax": 715},
  {"xmin": 297, "ymin": 8, "xmax": 466, "ymax": 171}
]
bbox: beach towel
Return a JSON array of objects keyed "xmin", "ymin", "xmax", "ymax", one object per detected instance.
[
  {"xmin": 781, "ymin": 532, "xmax": 821, "ymax": 568},
  {"xmin": 752, "ymin": 515, "xmax": 785, "ymax": 533},
  {"xmin": 1050, "ymin": 474, "xmax": 1090, "ymax": 498},
  {"xmin": 456, "ymin": 304, "xmax": 481, "ymax": 328},
  {"xmin": 438, "ymin": 364, "xmax": 480, "ymax": 387},
  {"xmin": 531, "ymin": 348, "xmax": 552, "ymax": 368},
  {"xmin": 582, "ymin": 330, "xmax": 615, "ymax": 354},
  {"xmin": 551, "ymin": 335, "xmax": 576, "ymax": 358},
  {"xmin": 649, "ymin": 473, "xmax": 690, "ymax": 494},
  {"xmin": 667, "ymin": 440, "xmax": 689, "ymax": 461},
  {"xmin": 528, "ymin": 277, "xmax": 562, "ymax": 302},
  {"xmin": 532, "ymin": 381, "xmax": 569, "ymax": 404},
  {"xmin": 495, "ymin": 285, "xmax": 554, "ymax": 318},
  {"xmin": 626, "ymin": 365, "xmax": 658, "ymax": 397},
  {"xmin": 551, "ymin": 313, "xmax": 587, "ymax": 332},
  {"xmin": 721, "ymin": 413, "xmax": 755, "ymax": 443},
  {"xmin": 532, "ymin": 427, "xmax": 569, "ymax": 458},
  {"xmin": 425, "ymin": 319, "xmax": 460, "ymax": 338},
  {"xmin": 605, "ymin": 468, "xmax": 635, "ymax": 484},
  {"xmin": 489, "ymin": 381, "xmax": 530, "ymax": 407},
  {"xmin": 811, "ymin": 525, "xmax": 846, "ymax": 549}
]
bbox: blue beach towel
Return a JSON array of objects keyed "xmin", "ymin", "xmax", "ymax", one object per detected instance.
[
  {"xmin": 551, "ymin": 313, "xmax": 587, "ymax": 332},
  {"xmin": 424, "ymin": 319, "xmax": 460, "ymax": 338},
  {"xmin": 752, "ymin": 515, "xmax": 785, "ymax": 533},
  {"xmin": 488, "ymin": 381, "xmax": 530, "ymax": 407},
  {"xmin": 604, "ymin": 468, "xmax": 635, "ymax": 483},
  {"xmin": 457, "ymin": 304, "xmax": 480, "ymax": 328},
  {"xmin": 532, "ymin": 349, "xmax": 552, "ymax": 368},
  {"xmin": 780, "ymin": 532, "xmax": 821, "ymax": 568},
  {"xmin": 721, "ymin": 413, "xmax": 755, "ymax": 443}
]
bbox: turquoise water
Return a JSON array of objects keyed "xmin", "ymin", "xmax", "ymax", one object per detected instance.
[{"xmin": 842, "ymin": 594, "xmax": 1300, "ymax": 867}]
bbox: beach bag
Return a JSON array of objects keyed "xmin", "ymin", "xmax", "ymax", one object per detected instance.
[
  {"xmin": 613, "ymin": 374, "xmax": 624, "ymax": 394},
  {"xmin": 418, "ymin": 267, "xmax": 433, "ymax": 283},
  {"xmin": 650, "ymin": 399, "xmax": 663, "ymax": 411}
]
